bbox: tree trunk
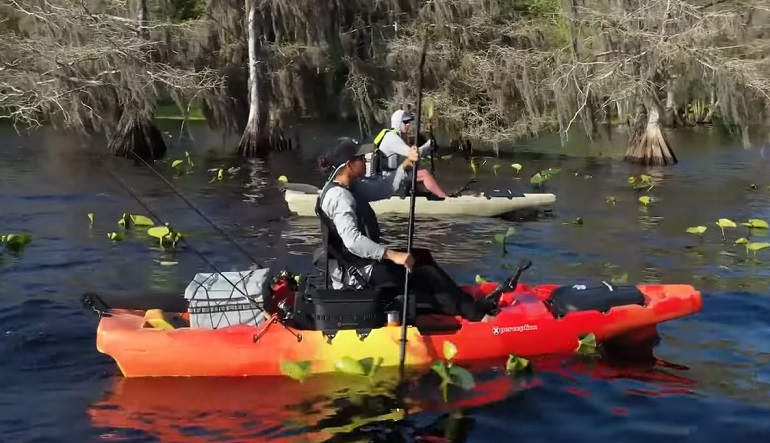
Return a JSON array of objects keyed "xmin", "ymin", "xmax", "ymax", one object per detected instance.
[
  {"xmin": 237, "ymin": 0, "xmax": 271, "ymax": 158},
  {"xmin": 624, "ymin": 102, "xmax": 678, "ymax": 166},
  {"xmin": 108, "ymin": 109, "xmax": 167, "ymax": 162},
  {"xmin": 663, "ymin": 79, "xmax": 684, "ymax": 127}
]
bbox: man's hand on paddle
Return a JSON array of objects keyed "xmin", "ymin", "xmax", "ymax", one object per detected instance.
[
  {"xmin": 401, "ymin": 147, "xmax": 420, "ymax": 170},
  {"xmin": 385, "ymin": 249, "xmax": 415, "ymax": 270}
]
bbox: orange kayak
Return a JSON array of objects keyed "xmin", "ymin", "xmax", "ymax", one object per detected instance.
[{"xmin": 90, "ymin": 278, "xmax": 702, "ymax": 378}]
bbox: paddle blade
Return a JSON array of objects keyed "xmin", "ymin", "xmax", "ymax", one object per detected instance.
[{"xmin": 426, "ymin": 98, "xmax": 434, "ymax": 119}]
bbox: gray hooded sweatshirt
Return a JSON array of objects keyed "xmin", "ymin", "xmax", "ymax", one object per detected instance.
[
  {"xmin": 365, "ymin": 110, "xmax": 434, "ymax": 177},
  {"xmin": 318, "ymin": 163, "xmax": 410, "ymax": 289}
]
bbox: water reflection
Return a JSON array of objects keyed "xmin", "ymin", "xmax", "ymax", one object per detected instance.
[{"xmin": 87, "ymin": 345, "xmax": 700, "ymax": 443}]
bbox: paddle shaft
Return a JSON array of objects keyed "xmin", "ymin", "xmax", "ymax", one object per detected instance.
[{"xmin": 399, "ymin": 35, "xmax": 430, "ymax": 379}]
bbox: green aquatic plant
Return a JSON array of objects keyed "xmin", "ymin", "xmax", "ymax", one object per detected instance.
[
  {"xmin": 716, "ymin": 218, "xmax": 737, "ymax": 239},
  {"xmin": 432, "ymin": 341, "xmax": 476, "ymax": 402},
  {"xmin": 686, "ymin": 226, "xmax": 707, "ymax": 243},
  {"xmin": 745, "ymin": 242, "xmax": 770, "ymax": 255},
  {"xmin": 88, "ymin": 213, "xmax": 94, "ymax": 225},
  {"xmin": 610, "ymin": 273, "xmax": 628, "ymax": 284},
  {"xmin": 492, "ymin": 164, "xmax": 501, "ymax": 176},
  {"xmin": 1, "ymin": 233, "xmax": 32, "ymax": 252},
  {"xmin": 742, "ymin": 219, "xmax": 768, "ymax": 229},
  {"xmin": 147, "ymin": 224, "xmax": 183, "ymax": 249},
  {"xmin": 735, "ymin": 237, "xmax": 749, "ymax": 245},
  {"xmin": 628, "ymin": 174, "xmax": 654, "ymax": 191},
  {"xmin": 638, "ymin": 196, "xmax": 651, "ymax": 206},
  {"xmin": 118, "ymin": 213, "xmax": 155, "ymax": 229},
  {"xmin": 576, "ymin": 332, "xmax": 598, "ymax": 355},
  {"xmin": 511, "ymin": 163, "xmax": 522, "ymax": 174},
  {"xmin": 334, "ymin": 356, "xmax": 384, "ymax": 385},
  {"xmin": 494, "ymin": 227, "xmax": 516, "ymax": 255},
  {"xmin": 606, "ymin": 196, "xmax": 617, "ymax": 205},
  {"xmin": 572, "ymin": 217, "xmax": 584, "ymax": 226},
  {"xmin": 529, "ymin": 168, "xmax": 560, "ymax": 189},
  {"xmin": 505, "ymin": 353, "xmax": 531, "ymax": 373},
  {"xmin": 171, "ymin": 151, "xmax": 195, "ymax": 175},
  {"xmin": 107, "ymin": 232, "xmax": 124, "ymax": 241},
  {"xmin": 280, "ymin": 360, "xmax": 312, "ymax": 383},
  {"xmin": 470, "ymin": 157, "xmax": 478, "ymax": 177}
]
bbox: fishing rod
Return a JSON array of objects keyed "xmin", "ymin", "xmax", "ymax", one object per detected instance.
[
  {"xmin": 101, "ymin": 158, "xmax": 260, "ymax": 304},
  {"xmin": 128, "ymin": 151, "xmax": 266, "ymax": 269},
  {"xmin": 399, "ymin": 31, "xmax": 430, "ymax": 381}
]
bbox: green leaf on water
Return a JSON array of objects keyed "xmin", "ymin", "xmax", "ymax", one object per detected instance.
[
  {"xmin": 118, "ymin": 213, "xmax": 130, "ymax": 227},
  {"xmin": 278, "ymin": 175, "xmax": 288, "ymax": 183},
  {"xmin": 576, "ymin": 332, "xmax": 598, "ymax": 355},
  {"xmin": 334, "ymin": 356, "xmax": 367, "ymax": 376},
  {"xmin": 493, "ymin": 164, "xmax": 501, "ymax": 176},
  {"xmin": 505, "ymin": 354, "xmax": 531, "ymax": 373},
  {"xmin": 746, "ymin": 242, "xmax": 770, "ymax": 253},
  {"xmin": 130, "ymin": 214, "xmax": 155, "ymax": 226},
  {"xmin": 359, "ymin": 356, "xmax": 384, "ymax": 378},
  {"xmin": 171, "ymin": 159, "xmax": 184, "ymax": 169},
  {"xmin": 431, "ymin": 360, "xmax": 450, "ymax": 382},
  {"xmin": 280, "ymin": 360, "xmax": 312, "ymax": 383},
  {"xmin": 185, "ymin": 151, "xmax": 194, "ymax": 167},
  {"xmin": 475, "ymin": 274, "xmax": 487, "ymax": 283},
  {"xmin": 2, "ymin": 233, "xmax": 32, "ymax": 251},
  {"xmin": 107, "ymin": 232, "xmax": 123, "ymax": 241},
  {"xmin": 505, "ymin": 227, "xmax": 515, "ymax": 237},
  {"xmin": 447, "ymin": 365, "xmax": 475, "ymax": 390},
  {"xmin": 638, "ymin": 196, "xmax": 651, "ymax": 206},
  {"xmin": 735, "ymin": 237, "xmax": 749, "ymax": 245},
  {"xmin": 717, "ymin": 218, "xmax": 737, "ymax": 229},
  {"xmin": 686, "ymin": 226, "xmax": 707, "ymax": 235},
  {"xmin": 88, "ymin": 213, "xmax": 94, "ymax": 225},
  {"xmin": 610, "ymin": 273, "xmax": 628, "ymax": 284},
  {"xmin": 573, "ymin": 217, "xmax": 584, "ymax": 225},
  {"xmin": 148, "ymin": 226, "xmax": 171, "ymax": 239},
  {"xmin": 443, "ymin": 341, "xmax": 458, "ymax": 362},
  {"xmin": 511, "ymin": 163, "xmax": 522, "ymax": 174},
  {"xmin": 156, "ymin": 260, "xmax": 178, "ymax": 266},
  {"xmin": 742, "ymin": 219, "xmax": 769, "ymax": 229},
  {"xmin": 530, "ymin": 172, "xmax": 544, "ymax": 187}
]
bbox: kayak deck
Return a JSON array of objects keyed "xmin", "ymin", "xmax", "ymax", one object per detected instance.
[
  {"xmin": 94, "ymin": 282, "xmax": 702, "ymax": 378},
  {"xmin": 282, "ymin": 182, "xmax": 556, "ymax": 217}
]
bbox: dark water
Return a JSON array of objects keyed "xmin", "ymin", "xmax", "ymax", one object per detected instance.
[{"xmin": 2, "ymin": 121, "xmax": 770, "ymax": 442}]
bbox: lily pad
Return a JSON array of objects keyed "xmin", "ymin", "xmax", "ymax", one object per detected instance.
[
  {"xmin": 280, "ymin": 360, "xmax": 312, "ymax": 383},
  {"xmin": 447, "ymin": 365, "xmax": 475, "ymax": 390},
  {"xmin": 686, "ymin": 226, "xmax": 707, "ymax": 235},
  {"xmin": 511, "ymin": 163, "xmax": 522, "ymax": 173},
  {"xmin": 2, "ymin": 233, "xmax": 32, "ymax": 251},
  {"xmin": 742, "ymin": 219, "xmax": 768, "ymax": 229},
  {"xmin": 576, "ymin": 332, "xmax": 597, "ymax": 355},
  {"xmin": 735, "ymin": 237, "xmax": 749, "ymax": 245},
  {"xmin": 130, "ymin": 214, "xmax": 155, "ymax": 226},
  {"xmin": 443, "ymin": 341, "xmax": 458, "ymax": 362},
  {"xmin": 746, "ymin": 242, "xmax": 770, "ymax": 254},
  {"xmin": 638, "ymin": 196, "xmax": 651, "ymax": 206},
  {"xmin": 505, "ymin": 354, "xmax": 531, "ymax": 372},
  {"xmin": 107, "ymin": 232, "xmax": 124, "ymax": 241},
  {"xmin": 334, "ymin": 356, "xmax": 366, "ymax": 376}
]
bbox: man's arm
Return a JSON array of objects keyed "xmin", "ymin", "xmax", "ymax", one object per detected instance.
[
  {"xmin": 323, "ymin": 187, "xmax": 386, "ymax": 260},
  {"xmin": 380, "ymin": 132, "xmax": 433, "ymax": 159}
]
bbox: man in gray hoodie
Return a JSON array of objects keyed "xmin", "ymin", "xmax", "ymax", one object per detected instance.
[
  {"xmin": 366, "ymin": 110, "xmax": 450, "ymax": 198},
  {"xmin": 315, "ymin": 138, "xmax": 499, "ymax": 322}
]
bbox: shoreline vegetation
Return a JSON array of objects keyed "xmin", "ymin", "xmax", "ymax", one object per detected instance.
[{"xmin": 1, "ymin": 0, "xmax": 769, "ymax": 165}]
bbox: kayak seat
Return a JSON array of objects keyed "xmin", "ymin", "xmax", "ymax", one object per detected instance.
[
  {"xmin": 545, "ymin": 283, "xmax": 646, "ymax": 319},
  {"xmin": 142, "ymin": 309, "xmax": 189, "ymax": 330}
]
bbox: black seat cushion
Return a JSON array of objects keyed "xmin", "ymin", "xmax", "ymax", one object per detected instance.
[{"xmin": 545, "ymin": 282, "xmax": 646, "ymax": 319}]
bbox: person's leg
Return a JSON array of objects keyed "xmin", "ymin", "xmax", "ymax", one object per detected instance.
[
  {"xmin": 416, "ymin": 169, "xmax": 450, "ymax": 198},
  {"xmin": 388, "ymin": 248, "xmax": 496, "ymax": 321}
]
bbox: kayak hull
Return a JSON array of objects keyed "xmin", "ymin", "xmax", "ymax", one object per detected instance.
[
  {"xmin": 282, "ymin": 182, "xmax": 556, "ymax": 217},
  {"xmin": 94, "ymin": 283, "xmax": 702, "ymax": 378}
]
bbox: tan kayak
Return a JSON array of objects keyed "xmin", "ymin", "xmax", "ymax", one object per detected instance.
[{"xmin": 281, "ymin": 182, "xmax": 556, "ymax": 217}]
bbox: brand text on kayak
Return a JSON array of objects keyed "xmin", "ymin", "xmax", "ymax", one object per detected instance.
[{"xmin": 492, "ymin": 324, "xmax": 538, "ymax": 335}]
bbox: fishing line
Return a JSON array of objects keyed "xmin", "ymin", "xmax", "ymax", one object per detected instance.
[
  {"xmin": 128, "ymin": 150, "xmax": 266, "ymax": 269},
  {"xmin": 101, "ymin": 154, "xmax": 259, "ymax": 304}
]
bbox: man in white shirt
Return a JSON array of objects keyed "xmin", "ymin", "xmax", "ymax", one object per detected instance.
[{"xmin": 366, "ymin": 110, "xmax": 450, "ymax": 198}]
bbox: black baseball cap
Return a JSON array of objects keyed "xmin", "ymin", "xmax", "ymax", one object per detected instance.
[{"xmin": 327, "ymin": 138, "xmax": 376, "ymax": 168}]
